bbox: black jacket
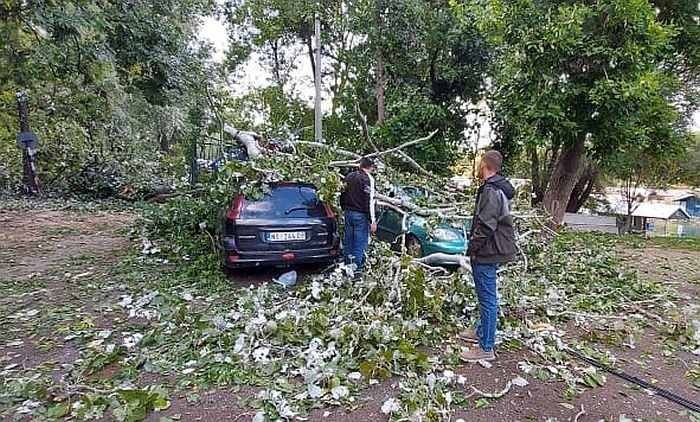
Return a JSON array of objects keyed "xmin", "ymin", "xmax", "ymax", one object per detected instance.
[
  {"xmin": 340, "ymin": 170, "xmax": 373, "ymax": 218},
  {"xmin": 466, "ymin": 174, "xmax": 517, "ymax": 264}
]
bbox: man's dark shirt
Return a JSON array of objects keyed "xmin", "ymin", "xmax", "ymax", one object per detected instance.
[{"xmin": 340, "ymin": 170, "xmax": 373, "ymax": 220}]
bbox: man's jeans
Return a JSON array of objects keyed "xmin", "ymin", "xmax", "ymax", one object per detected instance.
[
  {"xmin": 343, "ymin": 210, "xmax": 370, "ymax": 274},
  {"xmin": 472, "ymin": 262, "xmax": 500, "ymax": 352}
]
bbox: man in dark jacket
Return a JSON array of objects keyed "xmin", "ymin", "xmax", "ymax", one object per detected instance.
[
  {"xmin": 340, "ymin": 157, "xmax": 377, "ymax": 276},
  {"xmin": 460, "ymin": 150, "xmax": 517, "ymax": 362}
]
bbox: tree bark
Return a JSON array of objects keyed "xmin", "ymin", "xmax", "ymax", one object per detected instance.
[
  {"xmin": 18, "ymin": 94, "xmax": 29, "ymax": 133},
  {"xmin": 529, "ymin": 144, "xmax": 560, "ymax": 206},
  {"xmin": 529, "ymin": 146, "xmax": 541, "ymax": 206},
  {"xmin": 272, "ymin": 39, "xmax": 282, "ymax": 87},
  {"xmin": 158, "ymin": 129, "xmax": 171, "ymax": 154},
  {"xmin": 542, "ymin": 136, "xmax": 586, "ymax": 224},
  {"xmin": 375, "ymin": 45, "xmax": 385, "ymax": 125},
  {"xmin": 374, "ymin": 0, "xmax": 385, "ymax": 125},
  {"xmin": 566, "ymin": 160, "xmax": 597, "ymax": 213},
  {"xmin": 16, "ymin": 90, "xmax": 39, "ymax": 195},
  {"xmin": 223, "ymin": 125, "xmax": 262, "ymax": 158},
  {"xmin": 306, "ymin": 34, "xmax": 316, "ymax": 84}
]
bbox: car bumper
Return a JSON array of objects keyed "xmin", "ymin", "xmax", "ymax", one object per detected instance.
[
  {"xmin": 224, "ymin": 248, "xmax": 339, "ymax": 268},
  {"xmin": 222, "ymin": 234, "xmax": 340, "ymax": 268},
  {"xmin": 422, "ymin": 241, "xmax": 467, "ymax": 264}
]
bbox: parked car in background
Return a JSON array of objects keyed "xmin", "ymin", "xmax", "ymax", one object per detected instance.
[
  {"xmin": 221, "ymin": 182, "xmax": 340, "ymax": 273},
  {"xmin": 375, "ymin": 186, "xmax": 470, "ymax": 264}
]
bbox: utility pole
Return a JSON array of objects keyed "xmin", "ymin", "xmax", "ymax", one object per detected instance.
[{"xmin": 314, "ymin": 17, "xmax": 322, "ymax": 143}]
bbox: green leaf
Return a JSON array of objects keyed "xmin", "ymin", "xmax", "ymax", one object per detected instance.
[
  {"xmin": 359, "ymin": 361, "xmax": 376, "ymax": 376},
  {"xmin": 46, "ymin": 403, "xmax": 70, "ymax": 419},
  {"xmin": 475, "ymin": 398, "xmax": 491, "ymax": 409}
]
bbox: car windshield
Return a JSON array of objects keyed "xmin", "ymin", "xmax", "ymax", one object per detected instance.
[
  {"xmin": 391, "ymin": 185, "xmax": 429, "ymax": 203},
  {"xmin": 242, "ymin": 185, "xmax": 326, "ymax": 218}
]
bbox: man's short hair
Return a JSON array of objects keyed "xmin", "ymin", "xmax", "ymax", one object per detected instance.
[
  {"xmin": 481, "ymin": 150, "xmax": 503, "ymax": 173},
  {"xmin": 359, "ymin": 157, "xmax": 376, "ymax": 169}
]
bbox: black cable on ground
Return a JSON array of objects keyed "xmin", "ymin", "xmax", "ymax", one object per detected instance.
[{"xmin": 564, "ymin": 347, "xmax": 700, "ymax": 413}]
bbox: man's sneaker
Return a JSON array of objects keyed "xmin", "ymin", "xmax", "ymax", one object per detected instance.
[
  {"xmin": 460, "ymin": 346, "xmax": 495, "ymax": 363},
  {"xmin": 457, "ymin": 329, "xmax": 479, "ymax": 344}
]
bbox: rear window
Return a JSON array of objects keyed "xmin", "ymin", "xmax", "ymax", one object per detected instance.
[{"xmin": 242, "ymin": 185, "xmax": 326, "ymax": 218}]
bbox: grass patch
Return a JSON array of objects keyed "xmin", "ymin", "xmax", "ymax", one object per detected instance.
[{"xmin": 629, "ymin": 236, "xmax": 700, "ymax": 252}]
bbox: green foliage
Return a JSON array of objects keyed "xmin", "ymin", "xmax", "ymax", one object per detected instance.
[
  {"xmin": 685, "ymin": 364, "xmax": 700, "ymax": 390},
  {"xmin": 462, "ymin": 0, "xmax": 698, "ymax": 206},
  {"xmin": 0, "ymin": 0, "xmax": 213, "ymax": 196},
  {"xmin": 474, "ymin": 0, "xmax": 682, "ymax": 152},
  {"xmin": 680, "ymin": 132, "xmax": 700, "ymax": 186},
  {"xmin": 111, "ymin": 386, "xmax": 170, "ymax": 422},
  {"xmin": 223, "ymin": 0, "xmax": 490, "ymax": 174}
]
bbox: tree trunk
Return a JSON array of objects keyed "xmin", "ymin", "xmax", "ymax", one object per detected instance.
[
  {"xmin": 272, "ymin": 39, "xmax": 282, "ymax": 87},
  {"xmin": 306, "ymin": 34, "xmax": 316, "ymax": 84},
  {"xmin": 542, "ymin": 136, "xmax": 586, "ymax": 224},
  {"xmin": 223, "ymin": 124, "xmax": 262, "ymax": 158},
  {"xmin": 375, "ymin": 45, "xmax": 385, "ymax": 125},
  {"xmin": 16, "ymin": 91, "xmax": 39, "ymax": 195},
  {"xmin": 529, "ymin": 146, "xmax": 541, "ymax": 206},
  {"xmin": 158, "ymin": 130, "xmax": 171, "ymax": 154},
  {"xmin": 529, "ymin": 144, "xmax": 560, "ymax": 206},
  {"xmin": 566, "ymin": 161, "xmax": 597, "ymax": 213},
  {"xmin": 374, "ymin": 0, "xmax": 385, "ymax": 125},
  {"xmin": 18, "ymin": 94, "xmax": 29, "ymax": 133}
]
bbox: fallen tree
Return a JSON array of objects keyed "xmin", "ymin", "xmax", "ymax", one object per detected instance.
[
  {"xmin": 223, "ymin": 124, "xmax": 264, "ymax": 158},
  {"xmin": 212, "ymin": 126, "xmax": 477, "ymax": 269}
]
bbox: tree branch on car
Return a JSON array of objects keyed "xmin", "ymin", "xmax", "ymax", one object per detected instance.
[
  {"xmin": 328, "ymin": 129, "xmax": 439, "ymax": 167},
  {"xmin": 223, "ymin": 124, "xmax": 263, "ymax": 158}
]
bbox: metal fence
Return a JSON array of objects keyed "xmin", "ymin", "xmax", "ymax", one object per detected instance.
[
  {"xmin": 190, "ymin": 136, "xmax": 242, "ymax": 185},
  {"xmin": 649, "ymin": 219, "xmax": 700, "ymax": 238},
  {"xmin": 564, "ymin": 213, "xmax": 700, "ymax": 238}
]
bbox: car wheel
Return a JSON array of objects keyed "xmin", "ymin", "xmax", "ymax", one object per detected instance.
[{"xmin": 404, "ymin": 234, "xmax": 423, "ymax": 258}]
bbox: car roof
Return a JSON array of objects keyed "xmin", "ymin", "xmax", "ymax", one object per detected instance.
[{"xmin": 269, "ymin": 181, "xmax": 317, "ymax": 189}]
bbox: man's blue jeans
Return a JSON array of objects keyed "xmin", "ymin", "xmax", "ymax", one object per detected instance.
[
  {"xmin": 472, "ymin": 262, "xmax": 499, "ymax": 352},
  {"xmin": 343, "ymin": 210, "xmax": 370, "ymax": 274}
]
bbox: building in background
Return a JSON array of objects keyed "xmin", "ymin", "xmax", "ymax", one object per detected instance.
[
  {"xmin": 627, "ymin": 203, "xmax": 691, "ymax": 236},
  {"xmin": 673, "ymin": 192, "xmax": 700, "ymax": 218}
]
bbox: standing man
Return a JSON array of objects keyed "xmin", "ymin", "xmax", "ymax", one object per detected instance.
[
  {"xmin": 340, "ymin": 157, "xmax": 377, "ymax": 277},
  {"xmin": 460, "ymin": 150, "xmax": 517, "ymax": 362}
]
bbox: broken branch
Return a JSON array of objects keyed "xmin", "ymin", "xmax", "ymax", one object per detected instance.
[
  {"xmin": 365, "ymin": 129, "xmax": 439, "ymax": 159},
  {"xmin": 470, "ymin": 381, "xmax": 512, "ymax": 399},
  {"xmin": 292, "ymin": 141, "xmax": 361, "ymax": 160},
  {"xmin": 223, "ymin": 124, "xmax": 263, "ymax": 158},
  {"xmin": 354, "ymin": 100, "xmax": 380, "ymax": 153},
  {"xmin": 416, "ymin": 253, "xmax": 471, "ymax": 271},
  {"xmin": 329, "ymin": 130, "xmax": 439, "ymax": 167},
  {"xmin": 395, "ymin": 150, "xmax": 433, "ymax": 176}
]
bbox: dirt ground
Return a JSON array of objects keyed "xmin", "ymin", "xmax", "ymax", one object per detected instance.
[{"xmin": 1, "ymin": 208, "xmax": 699, "ymax": 422}]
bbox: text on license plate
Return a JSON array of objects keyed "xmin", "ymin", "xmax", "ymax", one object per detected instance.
[{"xmin": 266, "ymin": 231, "xmax": 306, "ymax": 242}]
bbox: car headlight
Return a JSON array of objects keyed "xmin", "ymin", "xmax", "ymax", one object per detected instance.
[{"xmin": 432, "ymin": 228, "xmax": 459, "ymax": 241}]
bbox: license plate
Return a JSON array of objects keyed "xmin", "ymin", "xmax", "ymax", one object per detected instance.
[{"xmin": 265, "ymin": 231, "xmax": 306, "ymax": 242}]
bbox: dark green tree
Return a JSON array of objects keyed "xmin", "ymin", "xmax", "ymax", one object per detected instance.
[
  {"xmin": 1, "ymin": 0, "xmax": 215, "ymax": 193},
  {"xmin": 470, "ymin": 0, "xmax": 692, "ymax": 223}
]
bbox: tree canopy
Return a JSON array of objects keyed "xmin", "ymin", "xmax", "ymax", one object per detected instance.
[
  {"xmin": 465, "ymin": 0, "xmax": 697, "ymax": 222},
  {"xmin": 1, "ymin": 0, "xmax": 698, "ymax": 217}
]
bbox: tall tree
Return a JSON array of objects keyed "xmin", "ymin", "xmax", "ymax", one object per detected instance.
[
  {"xmin": 1, "ymin": 0, "xmax": 214, "ymax": 190},
  {"xmin": 223, "ymin": 0, "xmax": 490, "ymax": 173},
  {"xmin": 472, "ymin": 0, "xmax": 690, "ymax": 223}
]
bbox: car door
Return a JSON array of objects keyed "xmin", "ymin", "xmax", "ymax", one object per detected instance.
[{"xmin": 376, "ymin": 205, "xmax": 405, "ymax": 244}]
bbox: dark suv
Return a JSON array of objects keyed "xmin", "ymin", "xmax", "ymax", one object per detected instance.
[{"xmin": 221, "ymin": 182, "xmax": 340, "ymax": 271}]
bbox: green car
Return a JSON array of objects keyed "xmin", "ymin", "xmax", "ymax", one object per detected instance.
[{"xmin": 375, "ymin": 186, "xmax": 471, "ymax": 264}]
